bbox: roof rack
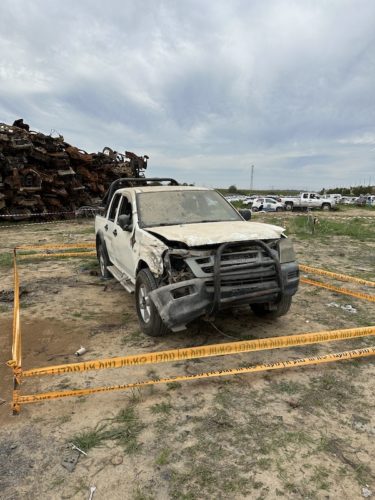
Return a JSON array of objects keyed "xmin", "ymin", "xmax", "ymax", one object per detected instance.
[{"xmin": 102, "ymin": 177, "xmax": 179, "ymax": 210}]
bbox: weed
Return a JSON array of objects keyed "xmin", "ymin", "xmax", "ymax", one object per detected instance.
[
  {"xmin": 79, "ymin": 258, "xmax": 98, "ymax": 271},
  {"xmin": 49, "ymin": 476, "xmax": 65, "ymax": 489},
  {"xmin": 0, "ymin": 252, "xmax": 13, "ymax": 268},
  {"xmin": 133, "ymin": 487, "xmax": 154, "ymax": 500},
  {"xmin": 310, "ymin": 466, "xmax": 330, "ymax": 490},
  {"xmin": 70, "ymin": 405, "xmax": 144, "ymax": 454},
  {"xmin": 0, "ymin": 304, "xmax": 11, "ymax": 313},
  {"xmin": 128, "ymin": 388, "xmax": 143, "ymax": 405},
  {"xmin": 155, "ymin": 448, "xmax": 170, "ymax": 466},
  {"xmin": 270, "ymin": 380, "xmax": 304, "ymax": 395},
  {"xmin": 298, "ymin": 372, "xmax": 357, "ymax": 412},
  {"xmin": 147, "ymin": 369, "xmax": 160, "ymax": 380},
  {"xmin": 72, "ymin": 427, "xmax": 105, "ymax": 452},
  {"xmin": 57, "ymin": 414, "xmax": 71, "ymax": 425},
  {"xmin": 167, "ymin": 381, "xmax": 182, "ymax": 390},
  {"xmin": 151, "ymin": 401, "xmax": 172, "ymax": 415}
]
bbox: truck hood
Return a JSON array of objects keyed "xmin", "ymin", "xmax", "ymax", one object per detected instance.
[{"xmin": 146, "ymin": 221, "xmax": 284, "ymax": 247}]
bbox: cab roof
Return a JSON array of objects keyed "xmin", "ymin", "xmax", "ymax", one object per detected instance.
[{"xmin": 116, "ymin": 185, "xmax": 212, "ymax": 194}]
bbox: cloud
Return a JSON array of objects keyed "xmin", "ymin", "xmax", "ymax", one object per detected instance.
[{"xmin": 0, "ymin": 0, "xmax": 374, "ymax": 189}]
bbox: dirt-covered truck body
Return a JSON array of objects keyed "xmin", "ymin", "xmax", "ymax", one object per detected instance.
[
  {"xmin": 280, "ymin": 192, "xmax": 336, "ymax": 211},
  {"xmin": 95, "ymin": 179, "xmax": 299, "ymax": 336}
]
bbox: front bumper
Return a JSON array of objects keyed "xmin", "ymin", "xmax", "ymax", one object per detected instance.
[{"xmin": 149, "ymin": 240, "xmax": 299, "ymax": 331}]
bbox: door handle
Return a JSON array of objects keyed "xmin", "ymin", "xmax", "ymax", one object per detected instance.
[
  {"xmin": 104, "ymin": 224, "xmax": 108, "ymax": 231},
  {"xmin": 113, "ymin": 229, "xmax": 118, "ymax": 236}
]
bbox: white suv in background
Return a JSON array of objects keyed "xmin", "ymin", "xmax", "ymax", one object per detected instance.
[{"xmin": 252, "ymin": 197, "xmax": 284, "ymax": 212}]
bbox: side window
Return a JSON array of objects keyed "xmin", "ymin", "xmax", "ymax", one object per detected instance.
[
  {"xmin": 117, "ymin": 196, "xmax": 132, "ymax": 219},
  {"xmin": 107, "ymin": 193, "xmax": 121, "ymax": 221},
  {"xmin": 303, "ymin": 193, "xmax": 308, "ymax": 199}
]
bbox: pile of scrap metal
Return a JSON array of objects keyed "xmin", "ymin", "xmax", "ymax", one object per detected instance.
[{"xmin": 0, "ymin": 119, "xmax": 148, "ymax": 218}]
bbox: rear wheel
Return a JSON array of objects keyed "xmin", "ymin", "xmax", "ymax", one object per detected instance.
[
  {"xmin": 251, "ymin": 295, "xmax": 292, "ymax": 319},
  {"xmin": 135, "ymin": 269, "xmax": 168, "ymax": 337},
  {"xmin": 285, "ymin": 203, "xmax": 293, "ymax": 211}
]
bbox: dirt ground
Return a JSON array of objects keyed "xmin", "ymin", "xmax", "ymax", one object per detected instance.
[{"xmin": 0, "ymin": 209, "xmax": 374, "ymax": 500}]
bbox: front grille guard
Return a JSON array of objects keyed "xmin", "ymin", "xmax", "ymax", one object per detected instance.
[{"xmin": 208, "ymin": 240, "xmax": 284, "ymax": 316}]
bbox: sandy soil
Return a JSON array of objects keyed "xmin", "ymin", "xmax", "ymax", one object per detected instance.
[{"xmin": 0, "ymin": 213, "xmax": 374, "ymax": 500}]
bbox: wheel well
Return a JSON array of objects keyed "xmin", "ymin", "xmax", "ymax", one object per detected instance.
[{"xmin": 136, "ymin": 260, "xmax": 149, "ymax": 275}]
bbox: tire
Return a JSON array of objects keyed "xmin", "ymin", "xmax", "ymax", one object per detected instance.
[
  {"xmin": 135, "ymin": 269, "xmax": 168, "ymax": 337},
  {"xmin": 276, "ymin": 206, "xmax": 283, "ymax": 212},
  {"xmin": 285, "ymin": 203, "xmax": 293, "ymax": 211},
  {"xmin": 251, "ymin": 295, "xmax": 292, "ymax": 319},
  {"xmin": 97, "ymin": 242, "xmax": 111, "ymax": 279},
  {"xmin": 322, "ymin": 203, "xmax": 331, "ymax": 211}
]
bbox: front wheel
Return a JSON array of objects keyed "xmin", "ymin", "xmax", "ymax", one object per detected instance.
[
  {"xmin": 98, "ymin": 243, "xmax": 111, "ymax": 279},
  {"xmin": 276, "ymin": 206, "xmax": 283, "ymax": 212},
  {"xmin": 135, "ymin": 269, "xmax": 168, "ymax": 337},
  {"xmin": 251, "ymin": 295, "xmax": 292, "ymax": 319},
  {"xmin": 322, "ymin": 203, "xmax": 331, "ymax": 211}
]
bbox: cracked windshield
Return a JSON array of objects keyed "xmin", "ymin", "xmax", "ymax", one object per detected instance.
[{"xmin": 138, "ymin": 190, "xmax": 242, "ymax": 227}]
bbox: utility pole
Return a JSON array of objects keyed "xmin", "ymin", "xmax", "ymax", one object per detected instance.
[{"xmin": 250, "ymin": 164, "xmax": 254, "ymax": 192}]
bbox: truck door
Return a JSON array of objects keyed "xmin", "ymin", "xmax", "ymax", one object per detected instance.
[
  {"xmin": 104, "ymin": 193, "xmax": 122, "ymax": 257},
  {"xmin": 111, "ymin": 194, "xmax": 136, "ymax": 278}
]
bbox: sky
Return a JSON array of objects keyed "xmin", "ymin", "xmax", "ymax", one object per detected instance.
[{"xmin": 0, "ymin": 0, "xmax": 374, "ymax": 190}]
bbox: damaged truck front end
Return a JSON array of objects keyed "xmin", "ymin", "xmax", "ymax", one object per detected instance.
[{"xmin": 149, "ymin": 238, "xmax": 299, "ymax": 332}]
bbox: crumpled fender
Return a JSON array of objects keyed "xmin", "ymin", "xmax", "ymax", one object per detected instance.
[{"xmin": 136, "ymin": 230, "xmax": 168, "ymax": 277}]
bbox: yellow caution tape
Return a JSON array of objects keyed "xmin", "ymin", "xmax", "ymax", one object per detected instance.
[
  {"xmin": 17, "ymin": 251, "xmax": 96, "ymax": 260},
  {"xmin": 21, "ymin": 325, "xmax": 375, "ymax": 378},
  {"xmin": 300, "ymin": 264, "xmax": 375, "ymax": 287},
  {"xmin": 16, "ymin": 243, "xmax": 95, "ymax": 251},
  {"xmin": 301, "ymin": 277, "xmax": 375, "ymax": 302},
  {"xmin": 14, "ymin": 346, "xmax": 375, "ymax": 405}
]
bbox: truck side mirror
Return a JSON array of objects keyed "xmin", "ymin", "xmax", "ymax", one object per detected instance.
[
  {"xmin": 118, "ymin": 214, "xmax": 131, "ymax": 231},
  {"xmin": 239, "ymin": 209, "xmax": 251, "ymax": 221}
]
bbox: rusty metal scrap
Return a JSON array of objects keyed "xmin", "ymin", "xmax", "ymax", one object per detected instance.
[{"xmin": 0, "ymin": 120, "xmax": 148, "ymax": 218}]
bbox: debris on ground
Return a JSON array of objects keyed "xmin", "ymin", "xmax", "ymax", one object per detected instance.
[
  {"xmin": 362, "ymin": 486, "xmax": 373, "ymax": 498},
  {"xmin": 0, "ymin": 119, "xmax": 148, "ymax": 218},
  {"xmin": 327, "ymin": 302, "xmax": 357, "ymax": 314},
  {"xmin": 61, "ymin": 448, "xmax": 80, "ymax": 472}
]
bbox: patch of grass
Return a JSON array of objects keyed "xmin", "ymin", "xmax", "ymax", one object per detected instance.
[
  {"xmin": 0, "ymin": 304, "xmax": 11, "ymax": 313},
  {"xmin": 269, "ymin": 380, "xmax": 304, "ymax": 395},
  {"xmin": 151, "ymin": 401, "xmax": 172, "ymax": 415},
  {"xmin": 167, "ymin": 381, "xmax": 182, "ymax": 391},
  {"xmin": 70, "ymin": 405, "xmax": 144, "ymax": 454},
  {"xmin": 298, "ymin": 372, "xmax": 357, "ymax": 412},
  {"xmin": 79, "ymin": 257, "xmax": 98, "ymax": 271},
  {"xmin": 72, "ymin": 428, "xmax": 105, "ymax": 452},
  {"xmin": 285, "ymin": 216, "xmax": 375, "ymax": 240},
  {"xmin": 57, "ymin": 414, "xmax": 72, "ymax": 425},
  {"xmin": 155, "ymin": 448, "xmax": 170, "ymax": 466},
  {"xmin": 133, "ymin": 488, "xmax": 154, "ymax": 500},
  {"xmin": 49, "ymin": 476, "xmax": 65, "ymax": 490},
  {"xmin": 0, "ymin": 252, "xmax": 13, "ymax": 268},
  {"xmin": 79, "ymin": 226, "xmax": 95, "ymax": 234}
]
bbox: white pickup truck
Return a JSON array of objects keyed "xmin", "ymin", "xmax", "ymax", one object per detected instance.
[
  {"xmin": 280, "ymin": 192, "xmax": 336, "ymax": 211},
  {"xmin": 95, "ymin": 178, "xmax": 299, "ymax": 336}
]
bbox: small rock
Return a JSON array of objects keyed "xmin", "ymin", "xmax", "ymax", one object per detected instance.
[
  {"xmin": 362, "ymin": 486, "xmax": 372, "ymax": 498},
  {"xmin": 111, "ymin": 455, "xmax": 123, "ymax": 466}
]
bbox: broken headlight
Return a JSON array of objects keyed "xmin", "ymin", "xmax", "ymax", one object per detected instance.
[{"xmin": 277, "ymin": 238, "xmax": 296, "ymax": 263}]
